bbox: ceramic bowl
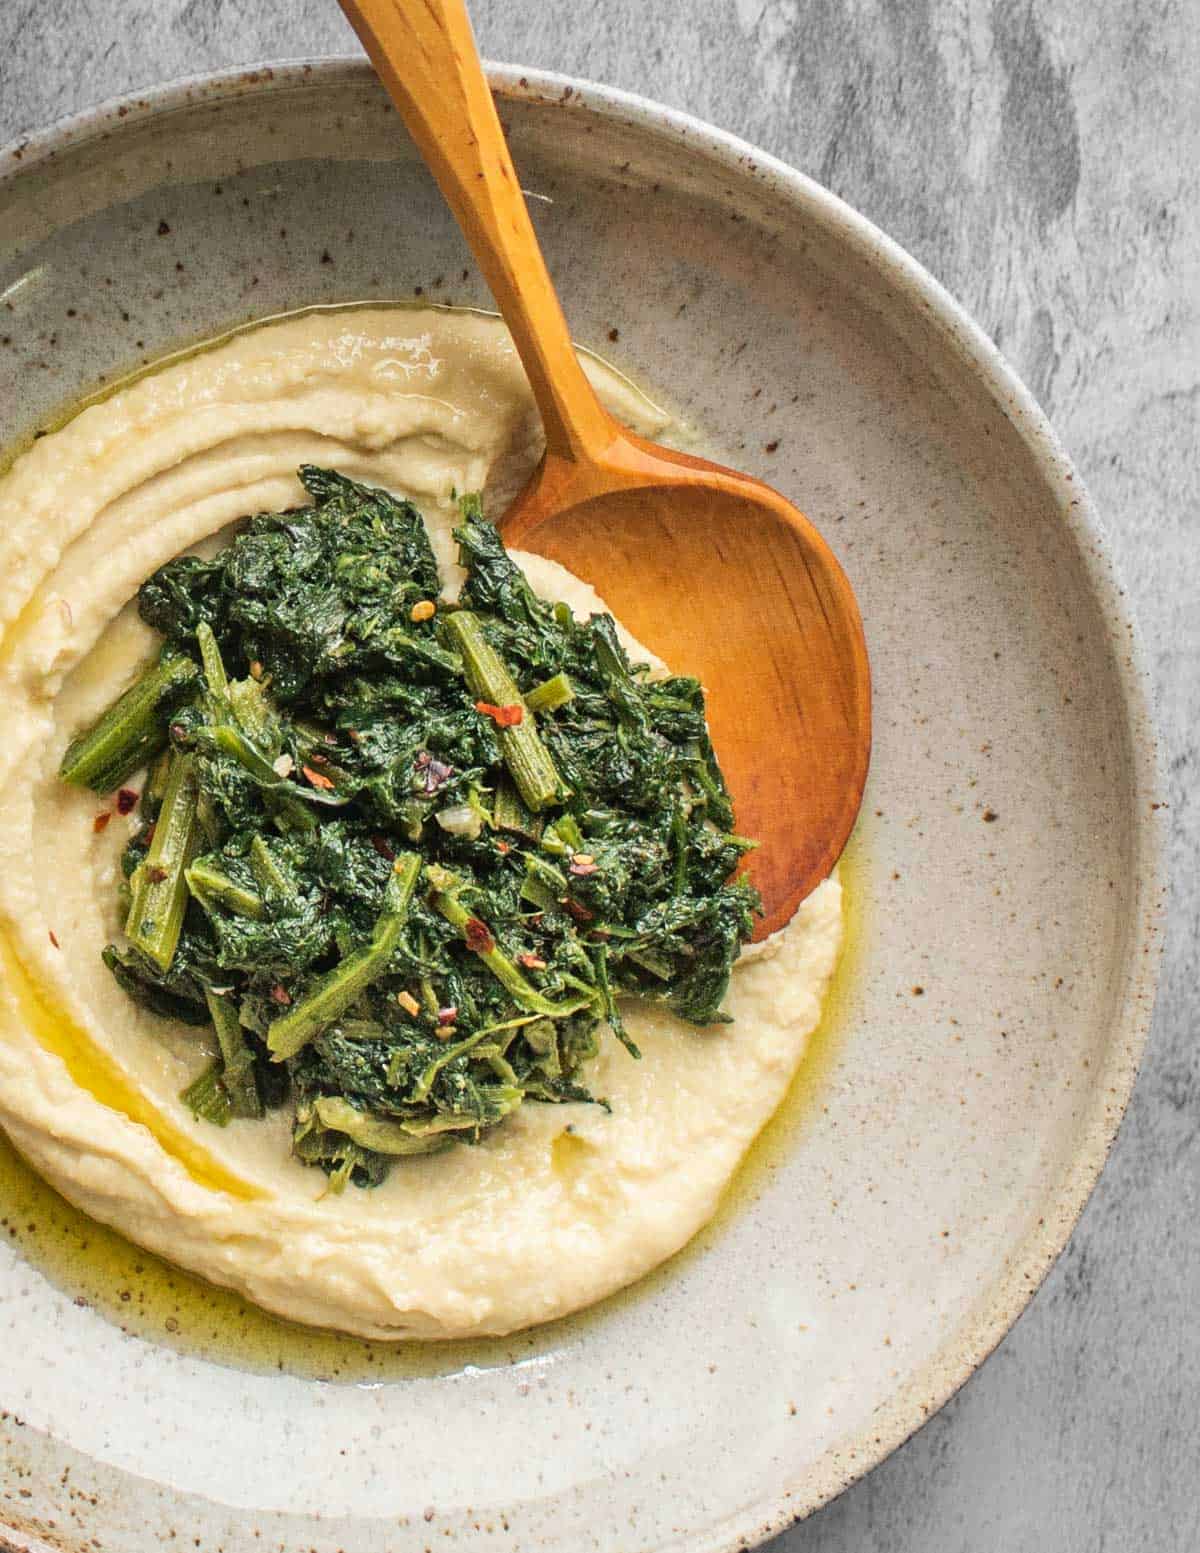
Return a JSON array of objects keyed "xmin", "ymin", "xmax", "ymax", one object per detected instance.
[{"xmin": 0, "ymin": 60, "xmax": 1164, "ymax": 1553}]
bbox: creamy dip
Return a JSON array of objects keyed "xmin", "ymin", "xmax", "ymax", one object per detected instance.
[{"xmin": 0, "ymin": 307, "xmax": 842, "ymax": 1339}]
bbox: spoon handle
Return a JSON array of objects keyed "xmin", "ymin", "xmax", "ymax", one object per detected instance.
[{"xmin": 338, "ymin": 0, "xmax": 615, "ymax": 462}]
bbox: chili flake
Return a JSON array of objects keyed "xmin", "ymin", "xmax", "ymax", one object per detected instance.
[
  {"xmin": 146, "ymin": 865, "xmax": 168, "ymax": 884},
  {"xmin": 116, "ymin": 787, "xmax": 138, "ymax": 814},
  {"xmin": 93, "ymin": 812, "xmax": 112, "ymax": 834},
  {"xmin": 396, "ymin": 990, "xmax": 420, "ymax": 1017},
  {"xmin": 48, "ymin": 931, "xmax": 60, "ymax": 949},
  {"xmin": 517, "ymin": 953, "xmax": 547, "ymax": 971},
  {"xmin": 464, "ymin": 916, "xmax": 495, "ymax": 954},
  {"xmin": 569, "ymin": 854, "xmax": 598, "ymax": 877},
  {"xmin": 474, "ymin": 700, "xmax": 524, "ymax": 728},
  {"xmin": 437, "ymin": 1005, "xmax": 459, "ymax": 1026},
  {"xmin": 301, "ymin": 764, "xmax": 335, "ymax": 791},
  {"xmin": 563, "ymin": 897, "xmax": 594, "ymax": 924},
  {"xmin": 269, "ymin": 984, "xmax": 292, "ymax": 1006},
  {"xmin": 370, "ymin": 834, "xmax": 396, "ymax": 861}
]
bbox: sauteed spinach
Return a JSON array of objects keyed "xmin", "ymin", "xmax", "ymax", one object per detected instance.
[{"xmin": 61, "ymin": 468, "xmax": 758, "ymax": 1187}]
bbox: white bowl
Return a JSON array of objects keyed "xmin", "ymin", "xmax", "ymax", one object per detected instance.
[{"xmin": 0, "ymin": 59, "xmax": 1164, "ymax": 1553}]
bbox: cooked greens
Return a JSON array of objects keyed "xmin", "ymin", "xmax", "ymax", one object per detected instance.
[{"xmin": 62, "ymin": 467, "xmax": 759, "ymax": 1188}]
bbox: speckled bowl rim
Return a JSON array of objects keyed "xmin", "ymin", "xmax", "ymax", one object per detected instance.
[{"xmin": 0, "ymin": 56, "xmax": 1167, "ymax": 1553}]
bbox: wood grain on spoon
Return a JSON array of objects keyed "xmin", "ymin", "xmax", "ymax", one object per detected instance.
[{"xmin": 339, "ymin": 0, "xmax": 871, "ymax": 938}]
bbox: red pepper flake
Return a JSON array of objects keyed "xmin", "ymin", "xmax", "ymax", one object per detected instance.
[
  {"xmin": 116, "ymin": 788, "xmax": 138, "ymax": 814},
  {"xmin": 563, "ymin": 897, "xmax": 594, "ymax": 924},
  {"xmin": 48, "ymin": 931, "xmax": 60, "ymax": 949},
  {"xmin": 495, "ymin": 839, "xmax": 511, "ymax": 854},
  {"xmin": 369, "ymin": 834, "xmax": 396, "ymax": 861},
  {"xmin": 437, "ymin": 1005, "xmax": 459, "ymax": 1026},
  {"xmin": 302, "ymin": 764, "xmax": 336, "ymax": 791},
  {"xmin": 93, "ymin": 812, "xmax": 112, "ymax": 834},
  {"xmin": 463, "ymin": 917, "xmax": 495, "ymax": 955},
  {"xmin": 142, "ymin": 823, "xmax": 157, "ymax": 848},
  {"xmin": 474, "ymin": 700, "xmax": 524, "ymax": 728},
  {"xmin": 146, "ymin": 865, "xmax": 168, "ymax": 884},
  {"xmin": 569, "ymin": 854, "xmax": 598, "ymax": 877},
  {"xmin": 269, "ymin": 984, "xmax": 292, "ymax": 1006},
  {"xmin": 517, "ymin": 953, "xmax": 547, "ymax": 971}
]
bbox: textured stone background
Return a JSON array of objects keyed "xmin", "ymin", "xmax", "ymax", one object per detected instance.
[{"xmin": 1, "ymin": 1, "xmax": 1196, "ymax": 1548}]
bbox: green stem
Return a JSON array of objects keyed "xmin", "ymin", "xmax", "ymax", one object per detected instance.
[
  {"xmin": 427, "ymin": 871, "xmax": 594, "ymax": 1019},
  {"xmin": 249, "ymin": 835, "xmax": 294, "ymax": 903},
  {"xmin": 525, "ymin": 671, "xmax": 574, "ymax": 714},
  {"xmin": 196, "ymin": 622, "xmax": 228, "ymax": 696},
  {"xmin": 59, "ymin": 655, "xmax": 198, "ymax": 792},
  {"xmin": 593, "ymin": 943, "xmax": 639, "ymax": 1058},
  {"xmin": 409, "ymin": 1014, "xmax": 542, "ymax": 1106},
  {"xmin": 542, "ymin": 813, "xmax": 584, "ymax": 855},
  {"xmin": 441, "ymin": 610, "xmax": 564, "ymax": 811},
  {"xmin": 141, "ymin": 749, "xmax": 173, "ymax": 819},
  {"xmin": 204, "ymin": 988, "xmax": 262, "ymax": 1119},
  {"xmin": 266, "ymin": 792, "xmax": 319, "ymax": 836},
  {"xmin": 186, "ymin": 860, "xmax": 264, "ymax": 920},
  {"xmin": 209, "ymin": 725, "xmax": 350, "ymax": 808},
  {"xmin": 125, "ymin": 752, "xmax": 201, "ymax": 972},
  {"xmin": 180, "ymin": 1059, "xmax": 231, "ymax": 1126},
  {"xmin": 625, "ymin": 947, "xmax": 673, "ymax": 981},
  {"xmin": 592, "ymin": 617, "xmax": 650, "ymax": 733},
  {"xmin": 312, "ymin": 1097, "xmax": 458, "ymax": 1154},
  {"xmin": 521, "ymin": 852, "xmax": 568, "ymax": 910},
  {"xmin": 492, "ymin": 773, "xmax": 543, "ymax": 841},
  {"xmin": 671, "ymin": 804, "xmax": 690, "ymax": 897},
  {"xmin": 411, "ymin": 1025, "xmax": 507, "ymax": 1103},
  {"xmin": 267, "ymin": 853, "xmax": 421, "ymax": 1060}
]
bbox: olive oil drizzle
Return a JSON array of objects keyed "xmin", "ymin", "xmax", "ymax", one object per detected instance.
[{"xmin": 0, "ymin": 928, "xmax": 262, "ymax": 1201}]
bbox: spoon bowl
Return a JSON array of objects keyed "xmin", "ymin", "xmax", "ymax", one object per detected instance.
[
  {"xmin": 501, "ymin": 431, "xmax": 870, "ymax": 937},
  {"xmin": 341, "ymin": 0, "xmax": 871, "ymax": 927}
]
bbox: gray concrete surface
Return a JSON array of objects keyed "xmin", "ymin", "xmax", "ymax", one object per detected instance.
[{"xmin": 2, "ymin": 1, "xmax": 1196, "ymax": 1548}]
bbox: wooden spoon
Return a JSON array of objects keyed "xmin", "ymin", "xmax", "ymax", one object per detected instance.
[{"xmin": 339, "ymin": 0, "xmax": 871, "ymax": 938}]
